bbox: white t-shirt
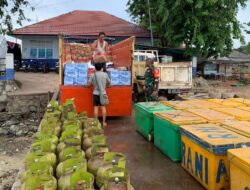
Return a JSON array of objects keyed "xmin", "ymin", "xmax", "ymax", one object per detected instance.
[{"xmin": 89, "ymin": 71, "xmax": 110, "ymax": 95}]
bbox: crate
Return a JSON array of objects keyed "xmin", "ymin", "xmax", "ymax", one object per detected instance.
[
  {"xmin": 238, "ymin": 106, "xmax": 250, "ymax": 112},
  {"xmin": 188, "ymin": 109, "xmax": 234, "ymax": 124},
  {"xmin": 161, "ymin": 99, "xmax": 223, "ymax": 110},
  {"xmin": 227, "ymin": 98, "xmax": 250, "ymax": 106},
  {"xmin": 221, "ymin": 120, "xmax": 250, "ymax": 138},
  {"xmin": 213, "ymin": 107, "xmax": 250, "ymax": 121},
  {"xmin": 160, "ymin": 100, "xmax": 198, "ymax": 110},
  {"xmin": 228, "ymin": 148, "xmax": 250, "ymax": 190},
  {"xmin": 180, "ymin": 123, "xmax": 250, "ymax": 190},
  {"xmin": 183, "ymin": 99, "xmax": 226, "ymax": 109},
  {"xmin": 207, "ymin": 99, "xmax": 246, "ymax": 108},
  {"xmin": 153, "ymin": 110, "xmax": 206, "ymax": 161},
  {"xmin": 135, "ymin": 102, "xmax": 173, "ymax": 141}
]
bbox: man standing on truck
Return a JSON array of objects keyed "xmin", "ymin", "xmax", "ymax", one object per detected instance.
[
  {"xmin": 144, "ymin": 58, "xmax": 158, "ymax": 101},
  {"xmin": 88, "ymin": 63, "xmax": 110, "ymax": 127},
  {"xmin": 92, "ymin": 32, "xmax": 109, "ymax": 71}
]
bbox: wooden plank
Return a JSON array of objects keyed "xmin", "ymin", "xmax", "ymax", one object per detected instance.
[{"xmin": 58, "ymin": 34, "xmax": 63, "ymax": 85}]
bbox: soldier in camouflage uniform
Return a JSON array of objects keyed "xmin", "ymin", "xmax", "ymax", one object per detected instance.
[{"xmin": 144, "ymin": 58, "xmax": 158, "ymax": 101}]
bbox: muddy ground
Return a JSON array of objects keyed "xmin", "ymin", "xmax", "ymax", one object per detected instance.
[
  {"xmin": 205, "ymin": 79, "xmax": 250, "ymax": 98},
  {"xmin": 0, "ymin": 137, "xmax": 33, "ymax": 190},
  {"xmin": 217, "ymin": 80, "xmax": 250, "ymax": 98},
  {"xmin": 9, "ymin": 72, "xmax": 59, "ymax": 95}
]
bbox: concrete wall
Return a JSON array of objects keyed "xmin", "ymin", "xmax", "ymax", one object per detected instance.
[{"xmin": 6, "ymin": 93, "xmax": 52, "ymax": 114}]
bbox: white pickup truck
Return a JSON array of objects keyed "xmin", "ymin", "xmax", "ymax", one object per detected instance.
[{"xmin": 133, "ymin": 50, "xmax": 192, "ymax": 99}]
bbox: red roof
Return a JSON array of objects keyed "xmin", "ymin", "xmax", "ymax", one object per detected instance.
[{"xmin": 13, "ymin": 10, "xmax": 151, "ymax": 37}]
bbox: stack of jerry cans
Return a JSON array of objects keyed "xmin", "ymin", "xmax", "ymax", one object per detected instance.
[
  {"xmin": 180, "ymin": 123, "xmax": 250, "ymax": 190},
  {"xmin": 153, "ymin": 110, "xmax": 207, "ymax": 161},
  {"xmin": 135, "ymin": 102, "xmax": 173, "ymax": 141},
  {"xmin": 228, "ymin": 148, "xmax": 250, "ymax": 190}
]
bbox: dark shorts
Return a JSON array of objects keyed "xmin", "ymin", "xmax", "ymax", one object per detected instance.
[{"xmin": 93, "ymin": 95, "xmax": 101, "ymax": 106}]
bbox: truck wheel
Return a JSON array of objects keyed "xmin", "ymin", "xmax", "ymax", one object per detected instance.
[{"xmin": 133, "ymin": 84, "xmax": 139, "ymax": 103}]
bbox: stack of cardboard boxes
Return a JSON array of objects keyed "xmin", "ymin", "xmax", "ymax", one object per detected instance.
[
  {"xmin": 64, "ymin": 63, "xmax": 88, "ymax": 86},
  {"xmin": 107, "ymin": 70, "xmax": 131, "ymax": 86}
]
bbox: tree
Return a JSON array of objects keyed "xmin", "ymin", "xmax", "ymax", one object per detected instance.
[
  {"xmin": 245, "ymin": 22, "xmax": 250, "ymax": 34},
  {"xmin": 127, "ymin": 0, "xmax": 249, "ymax": 58},
  {"xmin": 0, "ymin": 0, "xmax": 33, "ymax": 34},
  {"xmin": 237, "ymin": 42, "xmax": 250, "ymax": 54}
]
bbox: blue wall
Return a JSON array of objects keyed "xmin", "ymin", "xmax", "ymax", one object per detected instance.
[{"xmin": 0, "ymin": 69, "xmax": 14, "ymax": 81}]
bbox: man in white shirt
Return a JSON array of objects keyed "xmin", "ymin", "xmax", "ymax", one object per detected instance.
[{"xmin": 88, "ymin": 63, "xmax": 110, "ymax": 127}]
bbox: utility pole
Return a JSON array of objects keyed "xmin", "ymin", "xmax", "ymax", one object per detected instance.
[{"xmin": 147, "ymin": 0, "xmax": 154, "ymax": 46}]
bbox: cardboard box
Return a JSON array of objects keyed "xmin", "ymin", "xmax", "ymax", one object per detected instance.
[
  {"xmin": 64, "ymin": 63, "xmax": 77, "ymax": 78},
  {"xmin": 64, "ymin": 77, "xmax": 74, "ymax": 85},
  {"xmin": 110, "ymin": 77, "xmax": 120, "ymax": 86},
  {"xmin": 119, "ymin": 71, "xmax": 131, "ymax": 78},
  {"xmin": 74, "ymin": 77, "xmax": 88, "ymax": 86},
  {"xmin": 119, "ymin": 76, "xmax": 131, "ymax": 86}
]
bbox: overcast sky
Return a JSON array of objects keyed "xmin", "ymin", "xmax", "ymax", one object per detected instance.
[{"xmin": 7, "ymin": 0, "xmax": 250, "ymax": 48}]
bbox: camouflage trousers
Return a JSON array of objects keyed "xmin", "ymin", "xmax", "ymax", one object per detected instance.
[{"xmin": 145, "ymin": 85, "xmax": 158, "ymax": 102}]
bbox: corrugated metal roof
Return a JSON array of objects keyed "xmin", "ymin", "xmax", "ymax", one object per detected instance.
[
  {"xmin": 13, "ymin": 10, "xmax": 151, "ymax": 37},
  {"xmin": 206, "ymin": 51, "xmax": 250, "ymax": 64}
]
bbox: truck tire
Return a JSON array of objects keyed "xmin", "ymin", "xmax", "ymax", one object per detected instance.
[{"xmin": 132, "ymin": 84, "xmax": 139, "ymax": 103}]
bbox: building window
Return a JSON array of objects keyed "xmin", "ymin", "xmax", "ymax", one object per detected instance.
[
  {"xmin": 46, "ymin": 49, "xmax": 53, "ymax": 59},
  {"xmin": 30, "ymin": 48, "xmax": 37, "ymax": 59},
  {"xmin": 38, "ymin": 49, "xmax": 46, "ymax": 58},
  {"xmin": 30, "ymin": 40, "xmax": 53, "ymax": 59}
]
